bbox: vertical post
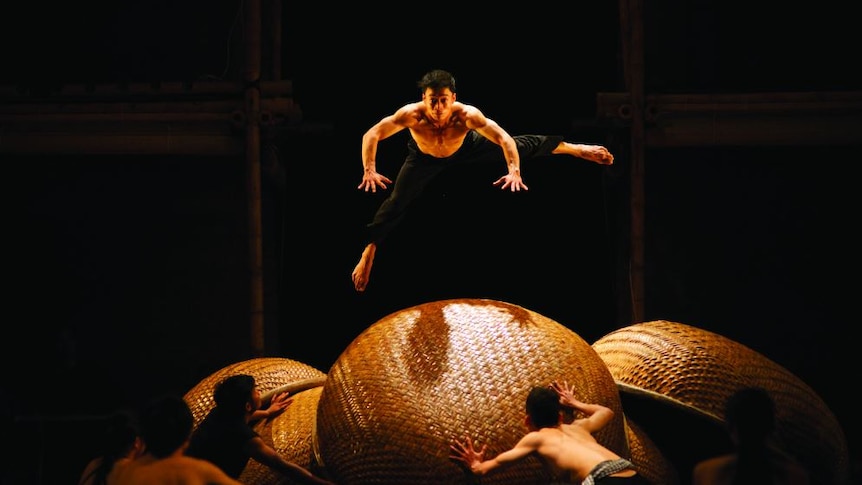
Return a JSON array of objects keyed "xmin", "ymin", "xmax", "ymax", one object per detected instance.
[
  {"xmin": 245, "ymin": 0, "xmax": 265, "ymax": 356},
  {"xmin": 619, "ymin": 0, "xmax": 646, "ymax": 323},
  {"xmin": 271, "ymin": 0, "xmax": 282, "ymax": 80}
]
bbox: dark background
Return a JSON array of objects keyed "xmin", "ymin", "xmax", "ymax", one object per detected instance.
[{"xmin": 2, "ymin": 1, "xmax": 860, "ymax": 483}]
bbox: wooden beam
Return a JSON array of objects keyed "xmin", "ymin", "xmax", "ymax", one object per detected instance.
[
  {"xmin": 0, "ymin": 86, "xmax": 304, "ymax": 155},
  {"xmin": 597, "ymin": 91, "xmax": 862, "ymax": 147},
  {"xmin": 0, "ymin": 133, "xmax": 243, "ymax": 155},
  {"xmin": 0, "ymin": 80, "xmax": 294, "ymax": 100}
]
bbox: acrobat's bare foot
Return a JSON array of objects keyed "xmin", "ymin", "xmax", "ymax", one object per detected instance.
[
  {"xmin": 556, "ymin": 142, "xmax": 614, "ymax": 165},
  {"xmin": 582, "ymin": 145, "xmax": 614, "ymax": 165},
  {"xmin": 351, "ymin": 244, "xmax": 377, "ymax": 292}
]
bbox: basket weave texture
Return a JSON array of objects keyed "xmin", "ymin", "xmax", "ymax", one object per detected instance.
[
  {"xmin": 592, "ymin": 320, "xmax": 849, "ymax": 485},
  {"xmin": 314, "ymin": 298, "xmax": 628, "ymax": 485}
]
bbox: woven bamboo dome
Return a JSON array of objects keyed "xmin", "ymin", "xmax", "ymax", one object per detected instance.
[
  {"xmin": 313, "ymin": 298, "xmax": 630, "ymax": 485},
  {"xmin": 592, "ymin": 320, "xmax": 849, "ymax": 485},
  {"xmin": 182, "ymin": 357, "xmax": 327, "ymax": 430}
]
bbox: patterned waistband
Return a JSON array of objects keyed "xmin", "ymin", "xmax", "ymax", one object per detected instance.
[{"xmin": 581, "ymin": 458, "xmax": 635, "ymax": 485}]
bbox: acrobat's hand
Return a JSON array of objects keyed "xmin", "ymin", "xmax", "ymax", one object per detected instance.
[
  {"xmin": 450, "ymin": 435, "xmax": 487, "ymax": 473},
  {"xmin": 265, "ymin": 391, "xmax": 294, "ymax": 418},
  {"xmin": 358, "ymin": 170, "xmax": 393, "ymax": 193},
  {"xmin": 550, "ymin": 380, "xmax": 578, "ymax": 408},
  {"xmin": 493, "ymin": 171, "xmax": 529, "ymax": 192}
]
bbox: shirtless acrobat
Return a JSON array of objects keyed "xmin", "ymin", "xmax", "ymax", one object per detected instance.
[{"xmin": 351, "ymin": 69, "xmax": 613, "ymax": 292}]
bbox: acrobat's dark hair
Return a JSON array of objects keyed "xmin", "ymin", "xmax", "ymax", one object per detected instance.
[
  {"xmin": 526, "ymin": 386, "xmax": 561, "ymax": 429},
  {"xmin": 139, "ymin": 395, "xmax": 193, "ymax": 458},
  {"xmin": 81, "ymin": 411, "xmax": 139, "ymax": 485},
  {"xmin": 418, "ymin": 69, "xmax": 456, "ymax": 93},
  {"xmin": 214, "ymin": 374, "xmax": 256, "ymax": 415},
  {"xmin": 725, "ymin": 386, "xmax": 775, "ymax": 443},
  {"xmin": 725, "ymin": 387, "xmax": 776, "ymax": 484}
]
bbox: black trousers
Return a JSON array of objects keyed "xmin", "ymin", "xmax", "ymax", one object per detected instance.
[{"xmin": 363, "ymin": 131, "xmax": 562, "ymax": 246}]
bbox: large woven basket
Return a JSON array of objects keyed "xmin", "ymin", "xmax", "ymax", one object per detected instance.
[
  {"xmin": 314, "ymin": 298, "xmax": 628, "ymax": 485},
  {"xmin": 592, "ymin": 320, "xmax": 849, "ymax": 485}
]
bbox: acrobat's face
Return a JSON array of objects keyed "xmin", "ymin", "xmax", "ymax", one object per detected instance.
[
  {"xmin": 247, "ymin": 387, "xmax": 262, "ymax": 413},
  {"xmin": 422, "ymin": 87, "xmax": 455, "ymax": 122}
]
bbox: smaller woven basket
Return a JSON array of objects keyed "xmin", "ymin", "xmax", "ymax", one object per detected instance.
[
  {"xmin": 592, "ymin": 320, "xmax": 849, "ymax": 485},
  {"xmin": 182, "ymin": 357, "xmax": 326, "ymax": 429},
  {"xmin": 182, "ymin": 357, "xmax": 328, "ymax": 485}
]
